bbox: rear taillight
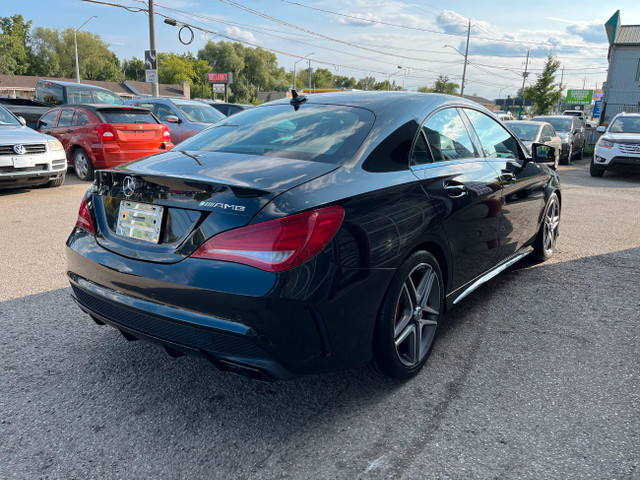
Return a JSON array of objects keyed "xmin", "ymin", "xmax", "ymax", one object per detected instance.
[
  {"xmin": 191, "ymin": 206, "xmax": 344, "ymax": 272},
  {"xmin": 76, "ymin": 197, "xmax": 95, "ymax": 234},
  {"xmin": 96, "ymin": 123, "xmax": 115, "ymax": 142},
  {"xmin": 162, "ymin": 124, "xmax": 171, "ymax": 139}
]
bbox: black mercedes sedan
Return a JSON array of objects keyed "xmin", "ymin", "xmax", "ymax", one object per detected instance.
[{"xmin": 66, "ymin": 92, "xmax": 561, "ymax": 381}]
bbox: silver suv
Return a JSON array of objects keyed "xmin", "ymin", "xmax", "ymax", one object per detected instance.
[
  {"xmin": 0, "ymin": 105, "xmax": 67, "ymax": 189},
  {"xmin": 124, "ymin": 97, "xmax": 225, "ymax": 144}
]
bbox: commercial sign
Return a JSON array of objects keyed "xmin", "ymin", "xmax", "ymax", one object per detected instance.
[
  {"xmin": 566, "ymin": 89, "xmax": 594, "ymax": 105},
  {"xmin": 211, "ymin": 84, "xmax": 225, "ymax": 93},
  {"xmin": 593, "ymin": 89, "xmax": 603, "ymax": 101},
  {"xmin": 208, "ymin": 72, "xmax": 233, "ymax": 84},
  {"xmin": 593, "ymin": 100, "xmax": 603, "ymax": 118}
]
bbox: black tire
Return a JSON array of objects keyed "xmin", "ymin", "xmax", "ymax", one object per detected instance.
[
  {"xmin": 73, "ymin": 148, "xmax": 94, "ymax": 181},
  {"xmin": 371, "ymin": 251, "xmax": 444, "ymax": 379},
  {"xmin": 560, "ymin": 145, "xmax": 571, "ymax": 165},
  {"xmin": 590, "ymin": 158, "xmax": 604, "ymax": 177},
  {"xmin": 533, "ymin": 192, "xmax": 560, "ymax": 263},
  {"xmin": 46, "ymin": 173, "xmax": 65, "ymax": 188}
]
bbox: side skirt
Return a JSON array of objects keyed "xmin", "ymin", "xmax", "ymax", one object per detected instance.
[{"xmin": 447, "ymin": 248, "xmax": 533, "ymax": 308}]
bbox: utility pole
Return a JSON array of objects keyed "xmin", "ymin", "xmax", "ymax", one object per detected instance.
[
  {"xmin": 148, "ymin": 0, "xmax": 159, "ymax": 97},
  {"xmin": 557, "ymin": 65, "xmax": 565, "ymax": 113},
  {"xmin": 460, "ymin": 18, "xmax": 470, "ymax": 96},
  {"xmin": 582, "ymin": 76, "xmax": 587, "ymax": 89},
  {"xmin": 519, "ymin": 48, "xmax": 530, "ymax": 119},
  {"xmin": 308, "ymin": 58, "xmax": 312, "ymax": 94}
]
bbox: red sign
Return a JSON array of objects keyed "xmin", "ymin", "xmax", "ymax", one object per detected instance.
[{"xmin": 208, "ymin": 73, "xmax": 228, "ymax": 83}]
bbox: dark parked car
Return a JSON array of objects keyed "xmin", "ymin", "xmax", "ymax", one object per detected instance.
[
  {"xmin": 505, "ymin": 120, "xmax": 562, "ymax": 169},
  {"xmin": 532, "ymin": 115, "xmax": 585, "ymax": 163},
  {"xmin": 200, "ymin": 101, "xmax": 253, "ymax": 116},
  {"xmin": 67, "ymin": 92, "xmax": 561, "ymax": 381},
  {"xmin": 38, "ymin": 104, "xmax": 173, "ymax": 181},
  {"xmin": 125, "ymin": 97, "xmax": 225, "ymax": 144},
  {"xmin": 35, "ymin": 80, "xmax": 124, "ymax": 105}
]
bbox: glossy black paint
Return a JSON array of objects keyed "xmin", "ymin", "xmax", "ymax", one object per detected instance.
[{"xmin": 66, "ymin": 92, "xmax": 560, "ymax": 380}]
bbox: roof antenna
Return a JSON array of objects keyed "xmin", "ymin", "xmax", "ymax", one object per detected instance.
[{"xmin": 290, "ymin": 89, "xmax": 307, "ymax": 111}]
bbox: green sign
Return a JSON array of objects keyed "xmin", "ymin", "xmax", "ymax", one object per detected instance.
[{"xmin": 566, "ymin": 89, "xmax": 594, "ymax": 105}]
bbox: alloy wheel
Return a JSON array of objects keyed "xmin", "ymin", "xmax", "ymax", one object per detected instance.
[
  {"xmin": 393, "ymin": 263, "xmax": 441, "ymax": 367},
  {"xmin": 543, "ymin": 196, "xmax": 560, "ymax": 255},
  {"xmin": 75, "ymin": 152, "xmax": 89, "ymax": 179}
]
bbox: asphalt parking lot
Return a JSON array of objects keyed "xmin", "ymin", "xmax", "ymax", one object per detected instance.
[{"xmin": 1, "ymin": 159, "xmax": 639, "ymax": 479}]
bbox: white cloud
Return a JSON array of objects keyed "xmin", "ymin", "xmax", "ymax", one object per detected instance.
[
  {"xmin": 224, "ymin": 26, "xmax": 259, "ymax": 45},
  {"xmin": 566, "ymin": 21, "xmax": 607, "ymax": 43}
]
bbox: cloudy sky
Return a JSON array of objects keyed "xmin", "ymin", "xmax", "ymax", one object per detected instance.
[{"xmin": 11, "ymin": 1, "xmax": 640, "ymax": 99}]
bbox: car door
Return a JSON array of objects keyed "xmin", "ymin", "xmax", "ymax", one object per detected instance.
[
  {"xmin": 463, "ymin": 108, "xmax": 546, "ymax": 260},
  {"xmin": 410, "ymin": 107, "xmax": 503, "ymax": 291},
  {"xmin": 52, "ymin": 109, "xmax": 77, "ymax": 152},
  {"xmin": 154, "ymin": 103, "xmax": 184, "ymax": 143}
]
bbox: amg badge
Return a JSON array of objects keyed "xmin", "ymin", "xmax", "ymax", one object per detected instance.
[{"xmin": 199, "ymin": 201, "xmax": 246, "ymax": 212}]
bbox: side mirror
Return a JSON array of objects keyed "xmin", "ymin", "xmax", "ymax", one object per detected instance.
[
  {"xmin": 165, "ymin": 115, "xmax": 181, "ymax": 124},
  {"xmin": 18, "ymin": 116, "xmax": 26, "ymax": 126},
  {"xmin": 596, "ymin": 126, "xmax": 606, "ymax": 133},
  {"xmin": 532, "ymin": 142, "xmax": 556, "ymax": 164}
]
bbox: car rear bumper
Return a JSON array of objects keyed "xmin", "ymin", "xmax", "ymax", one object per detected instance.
[
  {"xmin": 92, "ymin": 145, "xmax": 171, "ymax": 169},
  {"xmin": 66, "ymin": 228, "xmax": 393, "ymax": 379}
]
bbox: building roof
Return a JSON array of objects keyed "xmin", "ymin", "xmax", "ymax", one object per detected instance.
[
  {"xmin": 0, "ymin": 74, "xmax": 187, "ymax": 98},
  {"xmin": 615, "ymin": 25, "xmax": 640, "ymax": 45},
  {"xmin": 605, "ymin": 10, "xmax": 640, "ymax": 46}
]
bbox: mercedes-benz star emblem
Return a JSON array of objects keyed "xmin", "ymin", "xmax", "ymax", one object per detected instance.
[
  {"xmin": 13, "ymin": 145, "xmax": 26, "ymax": 155},
  {"xmin": 123, "ymin": 176, "xmax": 136, "ymax": 198}
]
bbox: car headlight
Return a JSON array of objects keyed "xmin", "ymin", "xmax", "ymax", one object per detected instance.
[
  {"xmin": 48, "ymin": 139, "xmax": 64, "ymax": 151},
  {"xmin": 597, "ymin": 138, "xmax": 614, "ymax": 149}
]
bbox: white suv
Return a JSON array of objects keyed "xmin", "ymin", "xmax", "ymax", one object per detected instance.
[
  {"xmin": 591, "ymin": 112, "xmax": 640, "ymax": 177},
  {"xmin": 0, "ymin": 105, "xmax": 67, "ymax": 189}
]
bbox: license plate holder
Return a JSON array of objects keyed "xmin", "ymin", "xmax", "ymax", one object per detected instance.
[
  {"xmin": 116, "ymin": 201, "xmax": 163, "ymax": 243},
  {"xmin": 12, "ymin": 156, "xmax": 35, "ymax": 168}
]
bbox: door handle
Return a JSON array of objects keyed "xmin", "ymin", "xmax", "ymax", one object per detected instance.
[
  {"xmin": 44, "ymin": 130, "xmax": 51, "ymax": 134},
  {"xmin": 444, "ymin": 181, "xmax": 468, "ymax": 198},
  {"xmin": 66, "ymin": 129, "xmax": 73, "ymax": 133}
]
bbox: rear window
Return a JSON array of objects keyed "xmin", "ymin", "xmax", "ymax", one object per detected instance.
[
  {"xmin": 534, "ymin": 117, "xmax": 572, "ymax": 132},
  {"xmin": 176, "ymin": 104, "xmax": 375, "ymax": 164},
  {"xmin": 67, "ymin": 88, "xmax": 124, "ymax": 105},
  {"xmin": 100, "ymin": 110, "xmax": 157, "ymax": 124}
]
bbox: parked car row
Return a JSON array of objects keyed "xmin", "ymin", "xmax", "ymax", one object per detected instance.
[{"xmin": 1, "ymin": 79, "xmax": 255, "ymax": 188}]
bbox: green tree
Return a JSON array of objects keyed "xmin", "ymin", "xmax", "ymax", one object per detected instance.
[
  {"xmin": 158, "ymin": 52, "xmax": 213, "ymax": 99},
  {"xmin": 355, "ymin": 76, "xmax": 376, "ymax": 90},
  {"xmin": 122, "ymin": 57, "xmax": 145, "ymax": 82},
  {"xmin": 426, "ymin": 75, "xmax": 459, "ymax": 95},
  {"xmin": 0, "ymin": 14, "xmax": 32, "ymax": 74},
  {"xmin": 334, "ymin": 75, "xmax": 356, "ymax": 89},
  {"xmin": 28, "ymin": 26, "xmax": 120, "ymax": 81},
  {"xmin": 372, "ymin": 79, "xmax": 401, "ymax": 91},
  {"xmin": 524, "ymin": 54, "xmax": 563, "ymax": 115}
]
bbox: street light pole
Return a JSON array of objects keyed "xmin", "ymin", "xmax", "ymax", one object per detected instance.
[
  {"xmin": 74, "ymin": 15, "xmax": 97, "ymax": 83},
  {"xmin": 388, "ymin": 66, "xmax": 402, "ymax": 91},
  {"xmin": 293, "ymin": 53, "xmax": 314, "ymax": 92}
]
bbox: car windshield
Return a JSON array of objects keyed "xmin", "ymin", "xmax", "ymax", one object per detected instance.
[
  {"xmin": 100, "ymin": 110, "xmax": 157, "ymax": 124},
  {"xmin": 175, "ymin": 103, "xmax": 225, "ymax": 123},
  {"xmin": 535, "ymin": 117, "xmax": 572, "ymax": 132},
  {"xmin": 0, "ymin": 106, "xmax": 20, "ymax": 126},
  {"xmin": 505, "ymin": 122, "xmax": 539, "ymax": 141},
  {"xmin": 609, "ymin": 116, "xmax": 640, "ymax": 134},
  {"xmin": 177, "ymin": 104, "xmax": 375, "ymax": 164}
]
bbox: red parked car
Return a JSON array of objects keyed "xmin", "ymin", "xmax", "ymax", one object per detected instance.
[{"xmin": 37, "ymin": 104, "xmax": 174, "ymax": 180}]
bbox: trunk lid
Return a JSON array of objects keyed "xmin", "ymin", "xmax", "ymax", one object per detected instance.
[
  {"xmin": 92, "ymin": 150, "xmax": 338, "ymax": 263},
  {"xmin": 111, "ymin": 123, "xmax": 165, "ymax": 148}
]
